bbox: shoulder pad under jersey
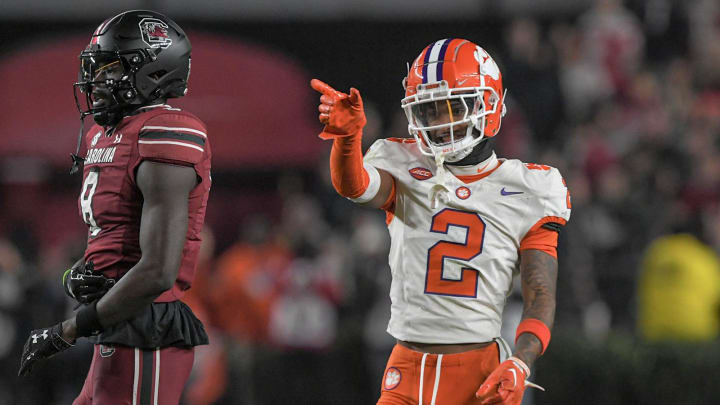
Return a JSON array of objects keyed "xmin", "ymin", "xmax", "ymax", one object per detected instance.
[{"xmin": 137, "ymin": 111, "xmax": 208, "ymax": 165}]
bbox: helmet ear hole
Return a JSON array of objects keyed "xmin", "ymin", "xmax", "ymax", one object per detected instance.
[
  {"xmin": 149, "ymin": 70, "xmax": 168, "ymax": 80},
  {"xmin": 158, "ymin": 78, "xmax": 188, "ymax": 98}
]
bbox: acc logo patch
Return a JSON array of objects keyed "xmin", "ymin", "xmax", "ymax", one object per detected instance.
[
  {"xmin": 384, "ymin": 367, "xmax": 402, "ymax": 390},
  {"xmin": 456, "ymin": 186, "xmax": 471, "ymax": 200},
  {"xmin": 409, "ymin": 167, "xmax": 433, "ymax": 180},
  {"xmin": 99, "ymin": 344, "xmax": 116, "ymax": 358},
  {"xmin": 139, "ymin": 18, "xmax": 172, "ymax": 49}
]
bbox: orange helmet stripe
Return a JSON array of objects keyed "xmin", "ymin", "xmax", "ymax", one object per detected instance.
[{"xmin": 440, "ymin": 38, "xmax": 466, "ymax": 85}]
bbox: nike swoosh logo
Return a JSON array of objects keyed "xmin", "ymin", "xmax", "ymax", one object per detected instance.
[
  {"xmin": 500, "ymin": 187, "xmax": 523, "ymax": 196},
  {"xmin": 509, "ymin": 369, "xmax": 518, "ymax": 387},
  {"xmin": 457, "ymin": 78, "xmax": 469, "ymax": 86}
]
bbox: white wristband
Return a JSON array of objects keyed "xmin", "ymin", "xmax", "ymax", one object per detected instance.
[{"xmin": 349, "ymin": 163, "xmax": 381, "ymax": 204}]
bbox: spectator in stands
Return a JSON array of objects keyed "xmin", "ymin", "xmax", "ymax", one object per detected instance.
[{"xmin": 638, "ymin": 233, "xmax": 720, "ymax": 341}]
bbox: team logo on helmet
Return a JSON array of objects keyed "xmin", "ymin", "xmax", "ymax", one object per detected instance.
[
  {"xmin": 139, "ymin": 18, "xmax": 172, "ymax": 49},
  {"xmin": 384, "ymin": 367, "xmax": 401, "ymax": 390},
  {"xmin": 474, "ymin": 46, "xmax": 500, "ymax": 80}
]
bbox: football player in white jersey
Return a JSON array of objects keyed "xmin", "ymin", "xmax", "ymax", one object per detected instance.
[{"xmin": 311, "ymin": 38, "xmax": 571, "ymax": 405}]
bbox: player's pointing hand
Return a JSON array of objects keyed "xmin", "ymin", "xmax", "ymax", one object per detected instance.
[{"xmin": 310, "ymin": 79, "xmax": 366, "ymax": 139}]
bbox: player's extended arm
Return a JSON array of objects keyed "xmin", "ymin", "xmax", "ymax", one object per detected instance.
[
  {"xmin": 65, "ymin": 161, "xmax": 197, "ymax": 336},
  {"xmin": 476, "ymin": 249, "xmax": 557, "ymax": 405},
  {"xmin": 311, "ymin": 79, "xmax": 394, "ymax": 209},
  {"xmin": 514, "ymin": 249, "xmax": 557, "ymax": 366},
  {"xmin": 19, "ymin": 161, "xmax": 196, "ymax": 376}
]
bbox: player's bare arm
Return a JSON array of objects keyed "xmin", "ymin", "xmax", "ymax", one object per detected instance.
[
  {"xmin": 62, "ymin": 161, "xmax": 197, "ymax": 337},
  {"xmin": 19, "ymin": 161, "xmax": 198, "ymax": 376},
  {"xmin": 477, "ymin": 248, "xmax": 557, "ymax": 403},
  {"xmin": 20, "ymin": 13, "xmax": 211, "ymax": 402},
  {"xmin": 515, "ymin": 249, "xmax": 558, "ymax": 368}
]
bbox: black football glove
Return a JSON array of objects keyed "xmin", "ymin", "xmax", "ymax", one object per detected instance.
[
  {"xmin": 63, "ymin": 261, "xmax": 115, "ymax": 304},
  {"xmin": 18, "ymin": 323, "xmax": 74, "ymax": 377}
]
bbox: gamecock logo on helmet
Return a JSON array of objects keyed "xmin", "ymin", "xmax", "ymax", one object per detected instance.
[{"xmin": 139, "ymin": 18, "xmax": 172, "ymax": 49}]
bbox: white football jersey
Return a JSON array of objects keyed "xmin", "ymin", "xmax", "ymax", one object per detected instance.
[{"xmin": 363, "ymin": 138, "xmax": 571, "ymax": 344}]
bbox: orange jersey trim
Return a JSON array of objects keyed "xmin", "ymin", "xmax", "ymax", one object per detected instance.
[
  {"xmin": 381, "ymin": 176, "xmax": 396, "ymax": 212},
  {"xmin": 528, "ymin": 216, "xmax": 567, "ymax": 232},
  {"xmin": 385, "ymin": 211, "xmax": 395, "ymax": 226},
  {"xmin": 383, "ymin": 176, "xmax": 397, "ymax": 225},
  {"xmin": 455, "ymin": 161, "xmax": 503, "ymax": 184},
  {"xmin": 386, "ymin": 137, "xmax": 417, "ymax": 144},
  {"xmin": 519, "ymin": 216, "xmax": 566, "ymax": 259}
]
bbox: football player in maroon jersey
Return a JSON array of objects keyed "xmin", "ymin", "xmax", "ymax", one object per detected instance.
[{"xmin": 19, "ymin": 10, "xmax": 212, "ymax": 405}]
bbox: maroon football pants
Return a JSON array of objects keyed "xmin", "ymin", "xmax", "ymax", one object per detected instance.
[{"xmin": 73, "ymin": 344, "xmax": 194, "ymax": 405}]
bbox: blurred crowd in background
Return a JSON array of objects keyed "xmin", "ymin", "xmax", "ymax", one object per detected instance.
[{"xmin": 2, "ymin": 0, "xmax": 720, "ymax": 404}]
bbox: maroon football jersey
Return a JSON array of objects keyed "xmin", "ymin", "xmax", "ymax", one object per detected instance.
[{"xmin": 79, "ymin": 104, "xmax": 211, "ymax": 302}]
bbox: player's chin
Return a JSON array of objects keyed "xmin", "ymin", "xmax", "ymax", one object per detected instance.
[
  {"xmin": 429, "ymin": 127, "xmax": 470, "ymax": 144},
  {"xmin": 429, "ymin": 132, "xmax": 469, "ymax": 146}
]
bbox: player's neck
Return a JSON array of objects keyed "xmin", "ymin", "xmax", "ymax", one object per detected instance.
[
  {"xmin": 445, "ymin": 140, "xmax": 497, "ymax": 176},
  {"xmin": 129, "ymin": 102, "xmax": 169, "ymax": 116},
  {"xmin": 447, "ymin": 138, "xmax": 494, "ymax": 166},
  {"xmin": 446, "ymin": 152, "xmax": 498, "ymax": 176}
]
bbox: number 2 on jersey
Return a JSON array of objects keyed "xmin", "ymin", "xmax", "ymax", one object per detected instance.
[
  {"xmin": 80, "ymin": 169, "xmax": 102, "ymax": 237},
  {"xmin": 425, "ymin": 209, "xmax": 485, "ymax": 298}
]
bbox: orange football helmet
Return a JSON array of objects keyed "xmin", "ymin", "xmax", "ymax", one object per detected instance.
[{"xmin": 402, "ymin": 39, "xmax": 506, "ymax": 162}]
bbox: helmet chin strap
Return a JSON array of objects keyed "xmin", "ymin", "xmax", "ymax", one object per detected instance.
[
  {"xmin": 427, "ymin": 137, "xmax": 494, "ymax": 209},
  {"xmin": 92, "ymin": 110, "xmax": 117, "ymax": 126},
  {"xmin": 70, "ymin": 100, "xmax": 126, "ymax": 175},
  {"xmin": 70, "ymin": 113, "xmax": 90, "ymax": 175},
  {"xmin": 429, "ymin": 153, "xmax": 450, "ymax": 209}
]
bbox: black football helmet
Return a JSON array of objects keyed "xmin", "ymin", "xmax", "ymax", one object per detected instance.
[{"xmin": 74, "ymin": 10, "xmax": 191, "ymax": 126}]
